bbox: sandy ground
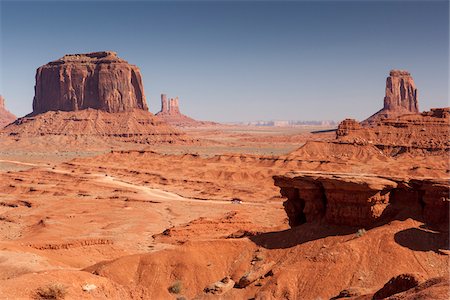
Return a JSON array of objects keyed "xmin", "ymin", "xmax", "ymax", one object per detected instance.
[{"xmin": 0, "ymin": 125, "xmax": 448, "ymax": 299}]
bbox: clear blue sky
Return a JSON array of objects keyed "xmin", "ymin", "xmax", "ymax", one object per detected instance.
[{"xmin": 0, "ymin": 0, "xmax": 448, "ymax": 122}]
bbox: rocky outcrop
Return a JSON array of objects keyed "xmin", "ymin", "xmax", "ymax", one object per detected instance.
[
  {"xmin": 1, "ymin": 109, "xmax": 192, "ymax": 144},
  {"xmin": 336, "ymin": 119, "xmax": 362, "ymax": 137},
  {"xmin": 32, "ymin": 51, "xmax": 148, "ymax": 114},
  {"xmin": 364, "ymin": 70, "xmax": 419, "ymax": 124},
  {"xmin": 204, "ymin": 276, "xmax": 235, "ymax": 295},
  {"xmin": 156, "ymin": 94, "xmax": 216, "ymax": 127},
  {"xmin": 337, "ymin": 108, "xmax": 450, "ymax": 155},
  {"xmin": 384, "ymin": 70, "xmax": 419, "ymax": 113},
  {"xmin": 0, "ymin": 95, "xmax": 16, "ymax": 128},
  {"xmin": 273, "ymin": 171, "xmax": 449, "ymax": 230}
]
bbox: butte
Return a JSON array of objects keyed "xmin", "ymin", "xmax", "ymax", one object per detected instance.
[
  {"xmin": 1, "ymin": 51, "xmax": 190, "ymax": 145},
  {"xmin": 155, "ymin": 94, "xmax": 216, "ymax": 127},
  {"xmin": 0, "ymin": 95, "xmax": 16, "ymax": 129}
]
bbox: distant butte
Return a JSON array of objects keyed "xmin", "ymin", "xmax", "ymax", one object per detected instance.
[
  {"xmin": 1, "ymin": 52, "xmax": 192, "ymax": 144},
  {"xmin": 0, "ymin": 95, "xmax": 16, "ymax": 128},
  {"xmin": 155, "ymin": 94, "xmax": 216, "ymax": 127},
  {"xmin": 364, "ymin": 69, "xmax": 419, "ymax": 124},
  {"xmin": 32, "ymin": 51, "xmax": 148, "ymax": 115}
]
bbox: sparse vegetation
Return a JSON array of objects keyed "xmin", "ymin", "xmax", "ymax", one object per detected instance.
[
  {"xmin": 355, "ymin": 228, "xmax": 367, "ymax": 238},
  {"xmin": 35, "ymin": 283, "xmax": 67, "ymax": 299},
  {"xmin": 168, "ymin": 280, "xmax": 183, "ymax": 294}
]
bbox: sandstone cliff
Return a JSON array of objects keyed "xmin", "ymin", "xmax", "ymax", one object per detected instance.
[
  {"xmin": 364, "ymin": 70, "xmax": 419, "ymax": 124},
  {"xmin": 337, "ymin": 108, "xmax": 450, "ymax": 155},
  {"xmin": 32, "ymin": 51, "xmax": 148, "ymax": 114},
  {"xmin": 0, "ymin": 95, "xmax": 16, "ymax": 128},
  {"xmin": 274, "ymin": 171, "xmax": 449, "ymax": 230}
]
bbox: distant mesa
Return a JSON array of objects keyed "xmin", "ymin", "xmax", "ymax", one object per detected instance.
[
  {"xmin": 1, "ymin": 51, "xmax": 191, "ymax": 144},
  {"xmin": 32, "ymin": 51, "xmax": 148, "ymax": 115},
  {"xmin": 0, "ymin": 95, "xmax": 17, "ymax": 128},
  {"xmin": 363, "ymin": 69, "xmax": 419, "ymax": 124},
  {"xmin": 155, "ymin": 94, "xmax": 216, "ymax": 127}
]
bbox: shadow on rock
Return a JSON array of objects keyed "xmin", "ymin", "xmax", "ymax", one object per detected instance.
[
  {"xmin": 394, "ymin": 227, "xmax": 449, "ymax": 253},
  {"xmin": 249, "ymin": 222, "xmax": 355, "ymax": 249}
]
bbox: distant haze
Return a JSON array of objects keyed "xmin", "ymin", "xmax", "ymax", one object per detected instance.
[{"xmin": 0, "ymin": 0, "xmax": 448, "ymax": 122}]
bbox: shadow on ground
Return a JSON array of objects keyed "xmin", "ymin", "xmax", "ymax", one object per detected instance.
[
  {"xmin": 394, "ymin": 227, "xmax": 449, "ymax": 254},
  {"xmin": 249, "ymin": 222, "xmax": 355, "ymax": 249}
]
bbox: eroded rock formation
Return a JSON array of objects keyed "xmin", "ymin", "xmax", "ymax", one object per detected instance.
[
  {"xmin": 274, "ymin": 171, "xmax": 449, "ymax": 230},
  {"xmin": 337, "ymin": 108, "xmax": 450, "ymax": 155},
  {"xmin": 32, "ymin": 51, "xmax": 148, "ymax": 114},
  {"xmin": 156, "ymin": 94, "xmax": 215, "ymax": 127},
  {"xmin": 0, "ymin": 95, "xmax": 16, "ymax": 128},
  {"xmin": 364, "ymin": 70, "xmax": 419, "ymax": 124},
  {"xmin": 1, "ymin": 52, "xmax": 194, "ymax": 144}
]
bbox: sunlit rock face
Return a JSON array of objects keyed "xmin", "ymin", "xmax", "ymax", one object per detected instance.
[{"xmin": 32, "ymin": 51, "xmax": 148, "ymax": 115}]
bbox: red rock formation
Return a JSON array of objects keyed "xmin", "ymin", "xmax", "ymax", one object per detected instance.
[
  {"xmin": 0, "ymin": 95, "xmax": 17, "ymax": 128},
  {"xmin": 1, "ymin": 52, "xmax": 195, "ymax": 144},
  {"xmin": 384, "ymin": 70, "xmax": 419, "ymax": 113},
  {"xmin": 337, "ymin": 108, "xmax": 450, "ymax": 155},
  {"xmin": 274, "ymin": 171, "xmax": 449, "ymax": 230},
  {"xmin": 336, "ymin": 119, "xmax": 362, "ymax": 137},
  {"xmin": 364, "ymin": 70, "xmax": 419, "ymax": 124},
  {"xmin": 1, "ymin": 109, "xmax": 190, "ymax": 144},
  {"xmin": 156, "ymin": 94, "xmax": 216, "ymax": 127},
  {"xmin": 32, "ymin": 51, "xmax": 148, "ymax": 114}
]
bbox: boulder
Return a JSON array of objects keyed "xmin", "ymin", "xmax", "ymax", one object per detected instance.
[
  {"xmin": 237, "ymin": 261, "xmax": 275, "ymax": 288},
  {"xmin": 204, "ymin": 276, "xmax": 235, "ymax": 295}
]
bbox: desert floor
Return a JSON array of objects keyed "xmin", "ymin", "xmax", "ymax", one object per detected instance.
[{"xmin": 0, "ymin": 125, "xmax": 448, "ymax": 299}]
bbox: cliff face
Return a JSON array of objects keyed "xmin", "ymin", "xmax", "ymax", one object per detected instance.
[
  {"xmin": 0, "ymin": 95, "xmax": 17, "ymax": 128},
  {"xmin": 384, "ymin": 70, "xmax": 419, "ymax": 113},
  {"xmin": 337, "ymin": 108, "xmax": 450, "ymax": 155},
  {"xmin": 274, "ymin": 171, "xmax": 449, "ymax": 231},
  {"xmin": 364, "ymin": 70, "xmax": 419, "ymax": 124},
  {"xmin": 32, "ymin": 51, "xmax": 148, "ymax": 115}
]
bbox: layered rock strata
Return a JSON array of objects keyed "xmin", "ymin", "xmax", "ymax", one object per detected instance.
[
  {"xmin": 2, "ymin": 109, "xmax": 187, "ymax": 144},
  {"xmin": 274, "ymin": 171, "xmax": 449, "ymax": 230},
  {"xmin": 337, "ymin": 108, "xmax": 450, "ymax": 155},
  {"xmin": 32, "ymin": 51, "xmax": 148, "ymax": 114},
  {"xmin": 364, "ymin": 70, "xmax": 419, "ymax": 123},
  {"xmin": 0, "ymin": 95, "xmax": 16, "ymax": 128},
  {"xmin": 1, "ymin": 52, "xmax": 192, "ymax": 144}
]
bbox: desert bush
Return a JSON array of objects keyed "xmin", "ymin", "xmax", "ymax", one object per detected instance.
[
  {"xmin": 168, "ymin": 280, "xmax": 183, "ymax": 294},
  {"xmin": 35, "ymin": 283, "xmax": 67, "ymax": 299},
  {"xmin": 355, "ymin": 228, "xmax": 367, "ymax": 238}
]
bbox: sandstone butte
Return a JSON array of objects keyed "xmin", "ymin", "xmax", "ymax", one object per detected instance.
[
  {"xmin": 155, "ymin": 94, "xmax": 216, "ymax": 127},
  {"xmin": 0, "ymin": 95, "xmax": 16, "ymax": 128},
  {"xmin": 1, "ymin": 52, "xmax": 191, "ymax": 144},
  {"xmin": 364, "ymin": 69, "xmax": 419, "ymax": 124},
  {"xmin": 32, "ymin": 51, "xmax": 148, "ymax": 114}
]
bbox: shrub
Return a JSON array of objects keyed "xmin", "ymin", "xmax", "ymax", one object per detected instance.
[
  {"xmin": 35, "ymin": 283, "xmax": 67, "ymax": 299},
  {"xmin": 168, "ymin": 280, "xmax": 183, "ymax": 294},
  {"xmin": 355, "ymin": 228, "xmax": 367, "ymax": 238}
]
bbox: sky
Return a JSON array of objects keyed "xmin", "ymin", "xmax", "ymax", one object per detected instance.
[{"xmin": 0, "ymin": 0, "xmax": 448, "ymax": 122}]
